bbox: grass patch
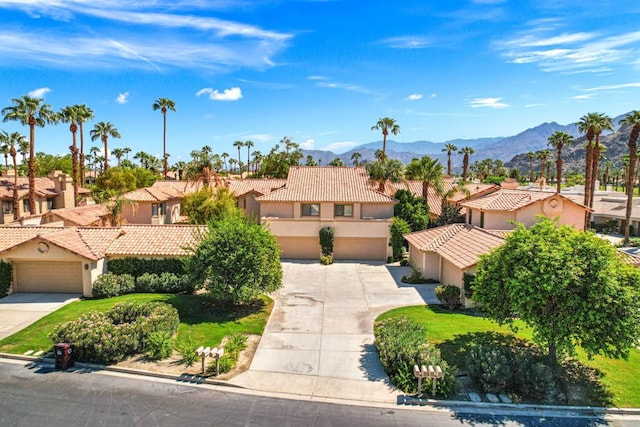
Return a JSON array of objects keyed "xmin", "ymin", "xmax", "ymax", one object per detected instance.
[
  {"xmin": 377, "ymin": 304, "xmax": 640, "ymax": 407},
  {"xmin": 0, "ymin": 293, "xmax": 272, "ymax": 356}
]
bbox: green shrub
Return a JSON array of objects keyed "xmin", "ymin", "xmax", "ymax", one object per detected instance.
[
  {"xmin": 0, "ymin": 261, "xmax": 12, "ymax": 298},
  {"xmin": 399, "ymin": 259, "xmax": 409, "ymax": 266},
  {"xmin": 401, "ymin": 267, "xmax": 428, "ymax": 284},
  {"xmin": 118, "ymin": 274, "xmax": 135, "ymax": 294},
  {"xmin": 465, "ymin": 344, "xmax": 512, "ymax": 393},
  {"xmin": 108, "ymin": 257, "xmax": 186, "ymax": 277},
  {"xmin": 135, "ymin": 273, "xmax": 194, "ymax": 294},
  {"xmin": 463, "ymin": 272, "xmax": 475, "ymax": 298},
  {"xmin": 319, "ymin": 227, "xmax": 334, "ymax": 256},
  {"xmin": 434, "ymin": 285, "xmax": 461, "ymax": 310},
  {"xmin": 224, "ymin": 332, "xmax": 248, "ymax": 359},
  {"xmin": 374, "ymin": 317, "xmax": 456, "ymax": 396},
  {"xmin": 511, "ymin": 352, "xmax": 555, "ymax": 400},
  {"xmin": 50, "ymin": 301, "xmax": 179, "ymax": 364},
  {"xmin": 92, "ymin": 273, "xmax": 135, "ymax": 299},
  {"xmin": 212, "ymin": 354, "xmax": 234, "ymax": 374},
  {"xmin": 320, "ymin": 254, "xmax": 333, "ymax": 265},
  {"xmin": 175, "ymin": 336, "xmax": 199, "ymax": 367},
  {"xmin": 146, "ymin": 331, "xmax": 174, "ymax": 361},
  {"xmin": 390, "ymin": 217, "xmax": 411, "ymax": 261}
]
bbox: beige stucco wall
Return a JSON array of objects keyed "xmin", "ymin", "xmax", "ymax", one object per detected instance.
[
  {"xmin": 260, "ymin": 202, "xmax": 294, "ymax": 219},
  {"xmin": 123, "ymin": 202, "xmax": 150, "ymax": 224},
  {"xmin": 483, "ymin": 211, "xmax": 516, "ymax": 229},
  {"xmin": 361, "ymin": 203, "xmax": 394, "ymax": 219},
  {"xmin": 238, "ymin": 193, "xmax": 261, "ymax": 220},
  {"xmin": 408, "ymin": 246, "xmax": 440, "ymax": 281},
  {"xmin": 165, "ymin": 199, "xmax": 182, "ymax": 223},
  {"xmin": 441, "ymin": 258, "xmax": 464, "ymax": 287},
  {"xmin": 264, "ymin": 217, "xmax": 392, "ymax": 239}
]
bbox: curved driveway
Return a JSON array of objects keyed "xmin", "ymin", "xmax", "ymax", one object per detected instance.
[{"xmin": 230, "ymin": 261, "xmax": 437, "ymax": 402}]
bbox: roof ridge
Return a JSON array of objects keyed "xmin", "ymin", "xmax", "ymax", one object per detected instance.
[{"xmin": 72, "ymin": 227, "xmax": 101, "ymax": 259}]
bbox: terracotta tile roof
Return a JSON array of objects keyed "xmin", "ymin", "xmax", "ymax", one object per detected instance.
[
  {"xmin": 106, "ymin": 225, "xmax": 206, "ymax": 257},
  {"xmin": 121, "ymin": 185, "xmax": 185, "ymax": 202},
  {"xmin": 257, "ymin": 167, "xmax": 396, "ymax": 203},
  {"xmin": 404, "ymin": 224, "xmax": 505, "ymax": 269},
  {"xmin": 460, "ymin": 189, "xmax": 591, "ymax": 212},
  {"xmin": 150, "ymin": 180, "xmax": 203, "ymax": 194},
  {"xmin": 228, "ymin": 179, "xmax": 287, "ymax": 197},
  {"xmin": 0, "ymin": 176, "xmax": 57, "ymax": 199},
  {"xmin": 618, "ymin": 249, "xmax": 640, "ymax": 267},
  {"xmin": 47, "ymin": 204, "xmax": 110, "ymax": 226}
]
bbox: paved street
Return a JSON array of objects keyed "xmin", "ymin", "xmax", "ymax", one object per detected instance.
[
  {"xmin": 1, "ymin": 360, "xmax": 635, "ymax": 427},
  {"xmin": 230, "ymin": 261, "xmax": 441, "ymax": 401}
]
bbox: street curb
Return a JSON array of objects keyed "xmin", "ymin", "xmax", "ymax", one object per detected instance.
[{"xmin": 2, "ymin": 352, "xmax": 640, "ymax": 416}]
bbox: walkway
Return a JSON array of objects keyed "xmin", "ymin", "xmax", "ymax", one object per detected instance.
[
  {"xmin": 230, "ymin": 261, "xmax": 437, "ymax": 402},
  {"xmin": 0, "ymin": 293, "xmax": 80, "ymax": 340}
]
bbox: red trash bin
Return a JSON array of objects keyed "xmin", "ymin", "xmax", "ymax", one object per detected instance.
[{"xmin": 53, "ymin": 343, "xmax": 74, "ymax": 369}]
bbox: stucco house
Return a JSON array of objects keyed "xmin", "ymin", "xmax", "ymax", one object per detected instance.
[
  {"xmin": 257, "ymin": 166, "xmax": 397, "ymax": 260},
  {"xmin": 0, "ymin": 225, "xmax": 204, "ymax": 297},
  {"xmin": 403, "ymin": 224, "xmax": 506, "ymax": 302},
  {"xmin": 228, "ymin": 179, "xmax": 287, "ymax": 219},
  {"xmin": 460, "ymin": 188, "xmax": 591, "ymax": 230}
]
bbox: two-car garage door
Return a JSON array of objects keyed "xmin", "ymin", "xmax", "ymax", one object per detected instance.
[
  {"xmin": 277, "ymin": 237, "xmax": 387, "ymax": 260},
  {"xmin": 14, "ymin": 261, "xmax": 83, "ymax": 293}
]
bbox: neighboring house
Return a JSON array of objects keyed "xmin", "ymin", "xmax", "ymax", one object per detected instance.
[
  {"xmin": 403, "ymin": 224, "xmax": 506, "ymax": 303},
  {"xmin": 41, "ymin": 204, "xmax": 111, "ymax": 227},
  {"xmin": 0, "ymin": 225, "xmax": 204, "ymax": 297},
  {"xmin": 120, "ymin": 184, "xmax": 186, "ymax": 224},
  {"xmin": 0, "ymin": 171, "xmax": 89, "ymax": 224},
  {"xmin": 228, "ymin": 179, "xmax": 287, "ymax": 219},
  {"xmin": 460, "ymin": 188, "xmax": 591, "ymax": 230},
  {"xmin": 256, "ymin": 166, "xmax": 397, "ymax": 260}
]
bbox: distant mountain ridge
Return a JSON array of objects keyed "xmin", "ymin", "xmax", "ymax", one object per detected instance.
[{"xmin": 301, "ymin": 119, "xmax": 589, "ymax": 171}]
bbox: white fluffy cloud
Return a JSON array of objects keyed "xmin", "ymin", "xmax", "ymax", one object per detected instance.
[
  {"xmin": 406, "ymin": 93, "xmax": 423, "ymax": 101},
  {"xmin": 27, "ymin": 87, "xmax": 50, "ymax": 98},
  {"xmin": 300, "ymin": 138, "xmax": 315, "ymax": 149},
  {"xmin": 468, "ymin": 97, "xmax": 509, "ymax": 108},
  {"xmin": 196, "ymin": 86, "xmax": 243, "ymax": 101},
  {"xmin": 116, "ymin": 91, "xmax": 129, "ymax": 104}
]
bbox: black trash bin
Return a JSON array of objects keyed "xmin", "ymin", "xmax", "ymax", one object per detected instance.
[{"xmin": 53, "ymin": 343, "xmax": 74, "ymax": 370}]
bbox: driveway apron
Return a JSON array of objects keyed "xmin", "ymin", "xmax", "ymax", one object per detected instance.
[{"xmin": 230, "ymin": 261, "xmax": 437, "ymax": 402}]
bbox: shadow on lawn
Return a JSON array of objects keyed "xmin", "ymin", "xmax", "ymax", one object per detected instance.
[
  {"xmin": 163, "ymin": 294, "xmax": 266, "ymax": 325},
  {"xmin": 438, "ymin": 331, "xmax": 613, "ymax": 408}
]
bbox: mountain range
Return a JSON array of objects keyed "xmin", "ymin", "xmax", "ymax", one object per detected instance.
[{"xmin": 301, "ymin": 114, "xmax": 632, "ymax": 173}]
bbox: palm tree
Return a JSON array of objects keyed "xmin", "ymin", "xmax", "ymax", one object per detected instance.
[
  {"xmin": 371, "ymin": 117, "xmax": 400, "ymax": 163},
  {"xmin": 252, "ymin": 150, "xmax": 263, "ymax": 172},
  {"xmin": 90, "ymin": 122, "xmax": 121, "ymax": 172},
  {"xmin": 233, "ymin": 140, "xmax": 244, "ymax": 174},
  {"xmin": 305, "ymin": 155, "xmax": 318, "ymax": 166},
  {"xmin": 2, "ymin": 95, "xmax": 58, "ymax": 214},
  {"xmin": 442, "ymin": 143, "xmax": 458, "ymax": 176},
  {"xmin": 367, "ymin": 159, "xmax": 404, "ymax": 192},
  {"xmin": 621, "ymin": 111, "xmax": 640, "ymax": 244},
  {"xmin": 0, "ymin": 130, "xmax": 8, "ymax": 171},
  {"xmin": 112, "ymin": 148, "xmax": 125, "ymax": 166},
  {"xmin": 526, "ymin": 151, "xmax": 535, "ymax": 182},
  {"xmin": 221, "ymin": 152, "xmax": 229, "ymax": 173},
  {"xmin": 351, "ymin": 152, "xmax": 362, "ymax": 166},
  {"xmin": 7, "ymin": 132, "xmax": 24, "ymax": 220},
  {"xmin": 122, "ymin": 147, "xmax": 131, "ymax": 160},
  {"xmin": 152, "ymin": 97, "xmax": 176, "ymax": 179},
  {"xmin": 244, "ymin": 140, "xmax": 254, "ymax": 173},
  {"xmin": 536, "ymin": 150, "xmax": 552, "ymax": 180},
  {"xmin": 59, "ymin": 105, "xmax": 82, "ymax": 206},
  {"xmin": 458, "ymin": 146, "xmax": 475, "ymax": 181},
  {"xmin": 228, "ymin": 158, "xmax": 238, "ymax": 174},
  {"xmin": 405, "ymin": 156, "xmax": 444, "ymax": 202},
  {"xmin": 547, "ymin": 131, "xmax": 574, "ymax": 194},
  {"xmin": 18, "ymin": 137, "xmax": 29, "ymax": 165},
  {"xmin": 75, "ymin": 104, "xmax": 94, "ymax": 184}
]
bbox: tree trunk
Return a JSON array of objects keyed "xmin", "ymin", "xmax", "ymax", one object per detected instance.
[
  {"xmin": 583, "ymin": 142, "xmax": 594, "ymax": 230},
  {"xmin": 70, "ymin": 124, "xmax": 79, "ymax": 207},
  {"xmin": 10, "ymin": 149, "xmax": 19, "ymax": 221},
  {"xmin": 382, "ymin": 129, "xmax": 388, "ymax": 164},
  {"xmin": 447, "ymin": 154, "xmax": 452, "ymax": 176},
  {"xmin": 79, "ymin": 122, "xmax": 85, "ymax": 185},
  {"xmin": 163, "ymin": 111, "xmax": 167, "ymax": 179},
  {"xmin": 103, "ymin": 135, "xmax": 109, "ymax": 172},
  {"xmin": 624, "ymin": 127, "xmax": 640, "ymax": 244},
  {"xmin": 556, "ymin": 151, "xmax": 562, "ymax": 194},
  {"xmin": 28, "ymin": 116, "xmax": 36, "ymax": 215},
  {"xmin": 548, "ymin": 343, "xmax": 557, "ymax": 366},
  {"xmin": 463, "ymin": 155, "xmax": 469, "ymax": 181}
]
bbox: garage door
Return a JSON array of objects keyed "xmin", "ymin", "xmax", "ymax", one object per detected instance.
[
  {"xmin": 278, "ymin": 237, "xmax": 319, "ymax": 259},
  {"xmin": 14, "ymin": 261, "xmax": 83, "ymax": 293},
  {"xmin": 333, "ymin": 238, "xmax": 388, "ymax": 260}
]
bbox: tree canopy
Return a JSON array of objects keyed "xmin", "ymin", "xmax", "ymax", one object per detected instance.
[
  {"xmin": 181, "ymin": 186, "xmax": 241, "ymax": 224},
  {"xmin": 187, "ymin": 215, "xmax": 282, "ymax": 305},
  {"xmin": 393, "ymin": 189, "xmax": 428, "ymax": 232},
  {"xmin": 473, "ymin": 217, "xmax": 640, "ymax": 364}
]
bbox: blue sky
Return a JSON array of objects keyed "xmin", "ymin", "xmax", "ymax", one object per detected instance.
[{"xmin": 0, "ymin": 0, "xmax": 639, "ymax": 163}]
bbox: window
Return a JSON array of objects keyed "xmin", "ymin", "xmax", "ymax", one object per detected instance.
[
  {"xmin": 152, "ymin": 203, "xmax": 167, "ymax": 217},
  {"xmin": 334, "ymin": 204, "xmax": 353, "ymax": 217},
  {"xmin": 480, "ymin": 211, "xmax": 485, "ymax": 228},
  {"xmin": 301, "ymin": 203, "xmax": 320, "ymax": 216},
  {"xmin": 46, "ymin": 198, "xmax": 55, "ymax": 211},
  {"xmin": 468, "ymin": 209, "xmax": 472, "ymax": 225},
  {"xmin": 22, "ymin": 198, "xmax": 29, "ymax": 213},
  {"xmin": 2, "ymin": 201, "xmax": 12, "ymax": 215}
]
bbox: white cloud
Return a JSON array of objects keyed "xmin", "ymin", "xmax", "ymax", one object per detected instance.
[
  {"xmin": 381, "ymin": 36, "xmax": 432, "ymax": 49},
  {"xmin": 320, "ymin": 141, "xmax": 358, "ymax": 153},
  {"xmin": 572, "ymin": 94, "xmax": 595, "ymax": 100},
  {"xmin": 312, "ymin": 78, "xmax": 376, "ymax": 96},
  {"xmin": 430, "ymin": 93, "xmax": 438, "ymax": 98},
  {"xmin": 468, "ymin": 97, "xmax": 509, "ymax": 108},
  {"xmin": 116, "ymin": 91, "xmax": 129, "ymax": 104},
  {"xmin": 27, "ymin": 87, "xmax": 50, "ymax": 98},
  {"xmin": 300, "ymin": 138, "xmax": 315, "ymax": 149},
  {"xmin": 196, "ymin": 86, "xmax": 243, "ymax": 101},
  {"xmin": 584, "ymin": 82, "xmax": 640, "ymax": 91},
  {"xmin": 245, "ymin": 133, "xmax": 271, "ymax": 142},
  {"xmin": 406, "ymin": 93, "xmax": 423, "ymax": 101}
]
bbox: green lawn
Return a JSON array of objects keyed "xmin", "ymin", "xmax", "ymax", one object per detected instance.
[
  {"xmin": 0, "ymin": 293, "xmax": 273, "ymax": 355},
  {"xmin": 377, "ymin": 305, "xmax": 640, "ymax": 408}
]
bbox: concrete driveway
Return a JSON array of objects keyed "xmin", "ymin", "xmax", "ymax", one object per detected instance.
[
  {"xmin": 230, "ymin": 261, "xmax": 437, "ymax": 402},
  {"xmin": 0, "ymin": 293, "xmax": 80, "ymax": 341}
]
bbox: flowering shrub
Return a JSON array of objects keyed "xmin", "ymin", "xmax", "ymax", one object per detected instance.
[{"xmin": 92, "ymin": 273, "xmax": 134, "ymax": 299}]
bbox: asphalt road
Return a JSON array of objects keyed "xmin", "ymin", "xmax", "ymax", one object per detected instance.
[{"xmin": 0, "ymin": 360, "xmax": 635, "ymax": 427}]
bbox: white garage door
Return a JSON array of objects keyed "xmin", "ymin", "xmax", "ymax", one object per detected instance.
[
  {"xmin": 14, "ymin": 261, "xmax": 83, "ymax": 293},
  {"xmin": 278, "ymin": 237, "xmax": 319, "ymax": 259},
  {"xmin": 333, "ymin": 238, "xmax": 387, "ymax": 260}
]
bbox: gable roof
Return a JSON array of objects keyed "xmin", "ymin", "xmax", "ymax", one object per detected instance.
[
  {"xmin": 256, "ymin": 166, "xmax": 396, "ymax": 203},
  {"xmin": 228, "ymin": 179, "xmax": 287, "ymax": 197},
  {"xmin": 404, "ymin": 224, "xmax": 505, "ymax": 269},
  {"xmin": 120, "ymin": 185, "xmax": 185, "ymax": 202},
  {"xmin": 0, "ymin": 176, "xmax": 90, "ymax": 200},
  {"xmin": 106, "ymin": 225, "xmax": 206, "ymax": 257},
  {"xmin": 459, "ymin": 189, "xmax": 591, "ymax": 212},
  {"xmin": 46, "ymin": 204, "xmax": 110, "ymax": 226}
]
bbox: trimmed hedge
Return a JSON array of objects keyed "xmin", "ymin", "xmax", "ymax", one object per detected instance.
[
  {"xmin": 92, "ymin": 273, "xmax": 135, "ymax": 299},
  {"xmin": 0, "ymin": 261, "xmax": 12, "ymax": 298},
  {"xmin": 107, "ymin": 257, "xmax": 186, "ymax": 277},
  {"xmin": 434, "ymin": 285, "xmax": 461, "ymax": 310},
  {"xmin": 135, "ymin": 272, "xmax": 195, "ymax": 294},
  {"xmin": 49, "ymin": 301, "xmax": 179, "ymax": 364}
]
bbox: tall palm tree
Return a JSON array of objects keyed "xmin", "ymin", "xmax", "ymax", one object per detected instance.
[
  {"xmin": 621, "ymin": 111, "xmax": 640, "ymax": 244},
  {"xmin": 536, "ymin": 149, "xmax": 552, "ymax": 180},
  {"xmin": 134, "ymin": 151, "xmax": 149, "ymax": 168},
  {"xmin": 351, "ymin": 152, "xmax": 361, "ymax": 166},
  {"xmin": 252, "ymin": 150, "xmax": 263, "ymax": 172},
  {"xmin": 458, "ymin": 146, "xmax": 474, "ymax": 181},
  {"xmin": 59, "ymin": 105, "xmax": 82, "ymax": 206},
  {"xmin": 526, "ymin": 151, "xmax": 535, "ymax": 182},
  {"xmin": 221, "ymin": 152, "xmax": 229, "ymax": 173},
  {"xmin": 152, "ymin": 97, "xmax": 176, "ymax": 179},
  {"xmin": 18, "ymin": 137, "xmax": 29, "ymax": 165},
  {"xmin": 75, "ymin": 104, "xmax": 94, "ymax": 184},
  {"xmin": 122, "ymin": 147, "xmax": 131, "ymax": 160},
  {"xmin": 233, "ymin": 140, "xmax": 244, "ymax": 175},
  {"xmin": 547, "ymin": 131, "xmax": 574, "ymax": 194},
  {"xmin": 405, "ymin": 156, "xmax": 444, "ymax": 202},
  {"xmin": 366, "ymin": 158, "xmax": 404, "ymax": 192},
  {"xmin": 7, "ymin": 132, "xmax": 24, "ymax": 220},
  {"xmin": 0, "ymin": 130, "xmax": 8, "ymax": 171},
  {"xmin": 442, "ymin": 143, "xmax": 458, "ymax": 176},
  {"xmin": 90, "ymin": 122, "xmax": 121, "ymax": 172},
  {"xmin": 371, "ymin": 117, "xmax": 400, "ymax": 163},
  {"xmin": 112, "ymin": 148, "xmax": 125, "ymax": 166},
  {"xmin": 2, "ymin": 95, "xmax": 58, "ymax": 214},
  {"xmin": 245, "ymin": 140, "xmax": 254, "ymax": 173}
]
